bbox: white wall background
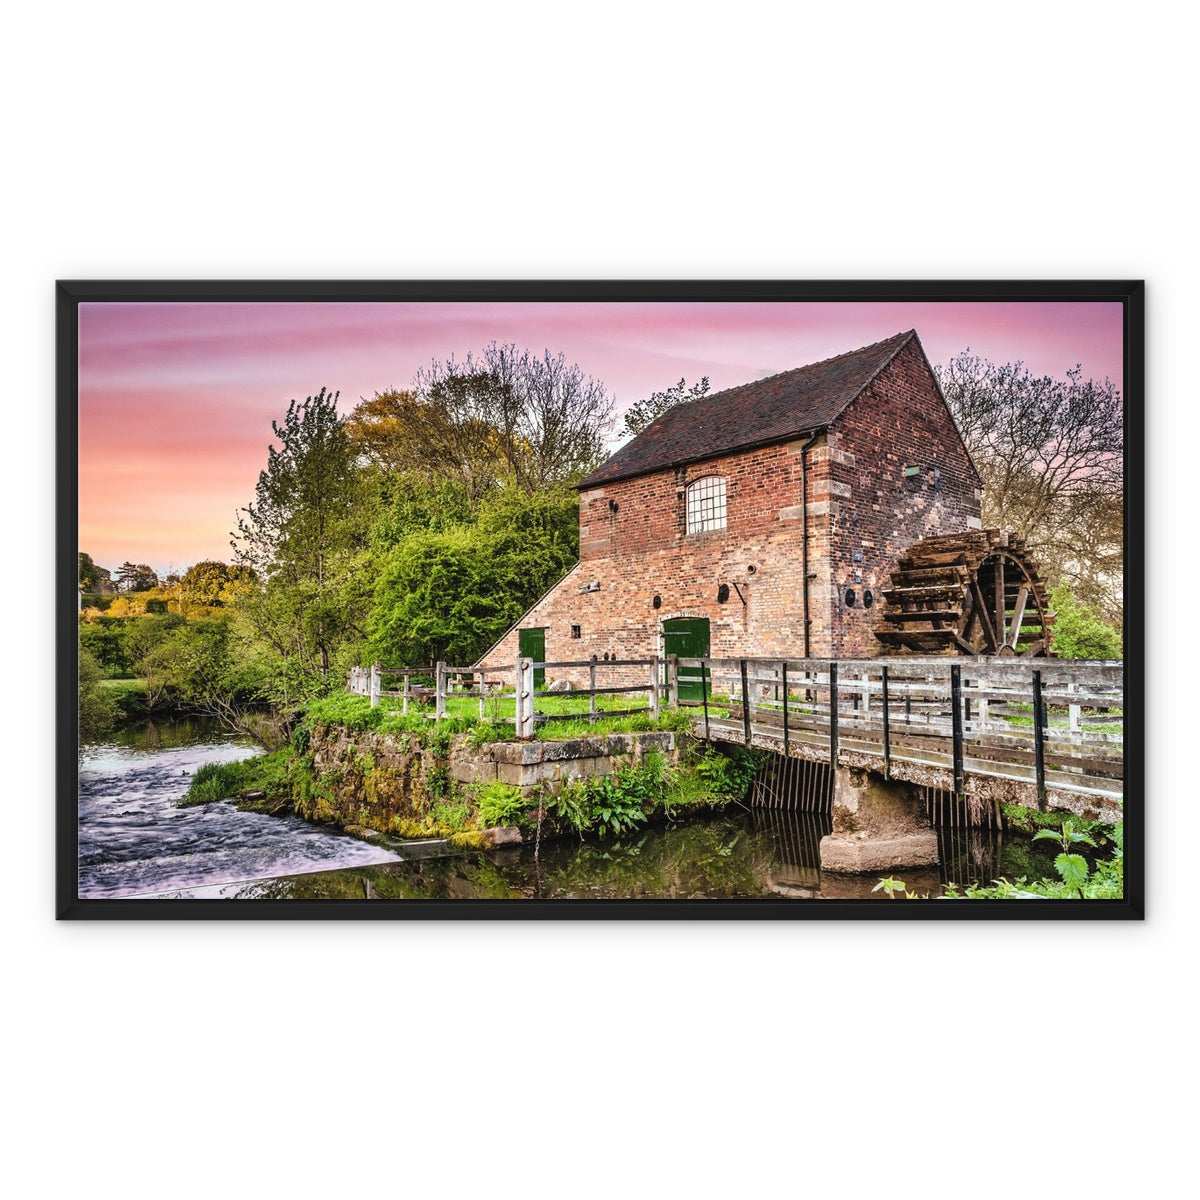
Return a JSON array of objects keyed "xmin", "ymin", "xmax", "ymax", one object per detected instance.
[{"xmin": 7, "ymin": 4, "xmax": 1188, "ymax": 1197}]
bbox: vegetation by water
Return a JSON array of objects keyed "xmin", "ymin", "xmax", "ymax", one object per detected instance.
[{"xmin": 877, "ymin": 818, "xmax": 1123, "ymax": 901}]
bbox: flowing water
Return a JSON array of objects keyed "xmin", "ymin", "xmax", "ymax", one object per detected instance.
[
  {"xmin": 79, "ymin": 719, "xmax": 1067, "ymax": 901},
  {"xmin": 78, "ymin": 718, "xmax": 401, "ymax": 898}
]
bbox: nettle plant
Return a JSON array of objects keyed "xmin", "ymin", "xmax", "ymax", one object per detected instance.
[{"xmin": 1032, "ymin": 818, "xmax": 1097, "ymax": 897}]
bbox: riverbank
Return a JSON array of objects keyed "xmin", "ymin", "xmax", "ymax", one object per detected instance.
[{"xmin": 181, "ymin": 696, "xmax": 757, "ymax": 853}]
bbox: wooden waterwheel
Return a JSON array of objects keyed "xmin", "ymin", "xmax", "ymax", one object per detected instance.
[{"xmin": 874, "ymin": 529, "xmax": 1054, "ymax": 656}]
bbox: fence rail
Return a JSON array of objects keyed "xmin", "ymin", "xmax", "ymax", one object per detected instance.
[
  {"xmin": 673, "ymin": 655, "xmax": 1123, "ymax": 806},
  {"xmin": 348, "ymin": 656, "xmax": 662, "ymax": 737},
  {"xmin": 348, "ymin": 654, "xmax": 1124, "ymax": 806}
]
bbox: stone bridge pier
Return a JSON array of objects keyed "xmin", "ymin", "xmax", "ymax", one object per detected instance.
[{"xmin": 819, "ymin": 766, "xmax": 940, "ymax": 875}]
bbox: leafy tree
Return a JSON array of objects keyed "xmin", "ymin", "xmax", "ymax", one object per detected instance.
[
  {"xmin": 369, "ymin": 496, "xmax": 577, "ymax": 667},
  {"xmin": 180, "ymin": 560, "xmax": 258, "ymax": 609},
  {"xmin": 116, "ymin": 562, "xmax": 160, "ymax": 592},
  {"xmin": 79, "ymin": 616, "xmax": 132, "ymax": 676},
  {"xmin": 122, "ymin": 613, "xmax": 186, "ymax": 709},
  {"xmin": 369, "ymin": 473, "xmax": 477, "ymax": 550},
  {"xmin": 619, "ymin": 376, "xmax": 710, "ymax": 439},
  {"xmin": 78, "ymin": 552, "xmax": 113, "ymax": 593},
  {"xmin": 935, "ymin": 353, "xmax": 1123, "ymax": 623},
  {"xmin": 79, "ymin": 645, "xmax": 118, "ymax": 739},
  {"xmin": 1048, "ymin": 584, "xmax": 1122, "ymax": 660},
  {"xmin": 412, "ymin": 343, "xmax": 615, "ymax": 492},
  {"xmin": 232, "ymin": 388, "xmax": 370, "ymax": 683}
]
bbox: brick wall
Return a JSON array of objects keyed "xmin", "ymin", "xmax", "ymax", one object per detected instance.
[
  {"xmin": 821, "ymin": 338, "xmax": 981, "ymax": 657},
  {"xmin": 479, "ymin": 339, "xmax": 981, "ymax": 681}
]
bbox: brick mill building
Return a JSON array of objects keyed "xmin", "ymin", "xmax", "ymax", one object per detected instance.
[{"xmin": 480, "ymin": 330, "xmax": 1006, "ymax": 682}]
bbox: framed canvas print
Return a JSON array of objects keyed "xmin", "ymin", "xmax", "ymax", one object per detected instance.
[{"xmin": 57, "ymin": 280, "xmax": 1143, "ymax": 919}]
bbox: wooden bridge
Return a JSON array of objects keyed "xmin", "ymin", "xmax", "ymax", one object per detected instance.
[
  {"xmin": 672, "ymin": 656, "xmax": 1123, "ymax": 821},
  {"xmin": 348, "ymin": 654, "xmax": 1123, "ymax": 822}
]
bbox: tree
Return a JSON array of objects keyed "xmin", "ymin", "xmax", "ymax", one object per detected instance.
[
  {"xmin": 232, "ymin": 388, "xmax": 369, "ymax": 682},
  {"xmin": 347, "ymin": 385, "xmax": 504, "ymax": 502},
  {"xmin": 935, "ymin": 353, "xmax": 1123, "ymax": 624},
  {"xmin": 412, "ymin": 343, "xmax": 615, "ymax": 492},
  {"xmin": 116, "ymin": 562, "xmax": 159, "ymax": 592},
  {"xmin": 619, "ymin": 376, "xmax": 710, "ymax": 439},
  {"xmin": 78, "ymin": 552, "xmax": 113, "ymax": 593},
  {"xmin": 1048, "ymin": 584, "xmax": 1122, "ymax": 660},
  {"xmin": 370, "ymin": 491, "xmax": 578, "ymax": 668},
  {"xmin": 180, "ymin": 560, "xmax": 258, "ymax": 609},
  {"xmin": 78, "ymin": 645, "xmax": 117, "ymax": 739}
]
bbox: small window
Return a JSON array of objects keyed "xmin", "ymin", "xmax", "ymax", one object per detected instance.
[
  {"xmin": 570, "ymin": 624, "xmax": 582, "ymax": 639},
  {"xmin": 686, "ymin": 476, "xmax": 727, "ymax": 534}
]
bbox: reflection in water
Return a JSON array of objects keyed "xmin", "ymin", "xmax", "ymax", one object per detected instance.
[
  {"xmin": 150, "ymin": 809, "xmax": 1065, "ymax": 901},
  {"xmin": 83, "ymin": 718, "xmax": 1069, "ymax": 902}
]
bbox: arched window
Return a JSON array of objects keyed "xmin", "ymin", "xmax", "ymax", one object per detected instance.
[{"xmin": 686, "ymin": 475, "xmax": 726, "ymax": 534}]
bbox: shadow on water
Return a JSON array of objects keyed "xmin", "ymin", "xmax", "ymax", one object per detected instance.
[{"xmin": 156, "ymin": 808, "xmax": 1070, "ymax": 901}]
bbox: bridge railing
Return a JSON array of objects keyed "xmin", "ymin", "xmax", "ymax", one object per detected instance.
[{"xmin": 670, "ymin": 656, "xmax": 1123, "ymax": 806}]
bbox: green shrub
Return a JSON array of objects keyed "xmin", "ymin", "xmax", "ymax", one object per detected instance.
[
  {"xmin": 1049, "ymin": 584, "xmax": 1122, "ymax": 659},
  {"xmin": 476, "ymin": 781, "xmax": 528, "ymax": 828}
]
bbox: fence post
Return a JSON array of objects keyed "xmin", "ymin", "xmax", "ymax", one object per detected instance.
[
  {"xmin": 649, "ymin": 658, "xmax": 660, "ymax": 719},
  {"xmin": 370, "ymin": 661, "xmax": 381, "ymax": 708},
  {"xmin": 881, "ymin": 664, "xmax": 890, "ymax": 780},
  {"xmin": 477, "ymin": 670, "xmax": 486, "ymax": 721},
  {"xmin": 782, "ymin": 660, "xmax": 789, "ymax": 750},
  {"xmin": 589, "ymin": 655, "xmax": 598, "ymax": 726},
  {"xmin": 829, "ymin": 661, "xmax": 839, "ymax": 767},
  {"xmin": 435, "ymin": 660, "xmax": 447, "ymax": 719},
  {"xmin": 667, "ymin": 655, "xmax": 679, "ymax": 711},
  {"xmin": 701, "ymin": 660, "xmax": 710, "ymax": 740},
  {"xmin": 951, "ymin": 663, "xmax": 965, "ymax": 800},
  {"xmin": 402, "ymin": 671, "xmax": 410, "ymax": 716},
  {"xmin": 1033, "ymin": 668, "xmax": 1046, "ymax": 811},
  {"xmin": 516, "ymin": 657, "xmax": 535, "ymax": 738},
  {"xmin": 740, "ymin": 658, "xmax": 751, "ymax": 746}
]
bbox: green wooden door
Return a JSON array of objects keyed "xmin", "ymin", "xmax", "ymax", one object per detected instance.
[
  {"xmin": 518, "ymin": 627, "xmax": 546, "ymax": 690},
  {"xmin": 663, "ymin": 618, "xmax": 710, "ymax": 701}
]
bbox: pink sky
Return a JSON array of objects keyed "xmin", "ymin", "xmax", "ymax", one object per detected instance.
[{"xmin": 78, "ymin": 300, "xmax": 1124, "ymax": 574}]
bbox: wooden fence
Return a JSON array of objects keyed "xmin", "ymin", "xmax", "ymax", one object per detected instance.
[
  {"xmin": 347, "ymin": 656, "xmax": 662, "ymax": 738},
  {"xmin": 674, "ymin": 656, "xmax": 1123, "ymax": 807},
  {"xmin": 348, "ymin": 654, "xmax": 1124, "ymax": 806}
]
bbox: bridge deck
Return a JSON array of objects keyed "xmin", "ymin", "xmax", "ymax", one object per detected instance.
[{"xmin": 677, "ymin": 656, "xmax": 1123, "ymax": 821}]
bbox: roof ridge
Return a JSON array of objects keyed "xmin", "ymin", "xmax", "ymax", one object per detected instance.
[{"xmin": 581, "ymin": 329, "xmax": 924, "ymax": 490}]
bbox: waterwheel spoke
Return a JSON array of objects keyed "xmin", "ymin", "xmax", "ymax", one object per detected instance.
[
  {"xmin": 971, "ymin": 580, "xmax": 998, "ymax": 651},
  {"xmin": 1009, "ymin": 586, "xmax": 1029, "ymax": 650},
  {"xmin": 994, "ymin": 560, "xmax": 1007, "ymax": 648}
]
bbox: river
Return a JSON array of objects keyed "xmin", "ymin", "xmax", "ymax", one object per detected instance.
[
  {"xmin": 78, "ymin": 718, "xmax": 1065, "ymax": 901},
  {"xmin": 78, "ymin": 717, "xmax": 402, "ymax": 898}
]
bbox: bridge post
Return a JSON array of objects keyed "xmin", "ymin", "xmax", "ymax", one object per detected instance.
[{"xmin": 819, "ymin": 765, "xmax": 940, "ymax": 874}]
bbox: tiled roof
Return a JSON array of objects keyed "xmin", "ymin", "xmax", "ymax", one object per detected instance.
[{"xmin": 580, "ymin": 329, "xmax": 918, "ymax": 488}]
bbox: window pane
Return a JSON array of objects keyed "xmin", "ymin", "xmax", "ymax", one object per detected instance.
[{"xmin": 686, "ymin": 476, "xmax": 726, "ymax": 533}]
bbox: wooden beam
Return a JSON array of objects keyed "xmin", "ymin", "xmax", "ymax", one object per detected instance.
[
  {"xmin": 1009, "ymin": 586, "xmax": 1029, "ymax": 650},
  {"xmin": 994, "ymin": 560, "xmax": 1007, "ymax": 648},
  {"xmin": 971, "ymin": 581, "xmax": 998, "ymax": 651}
]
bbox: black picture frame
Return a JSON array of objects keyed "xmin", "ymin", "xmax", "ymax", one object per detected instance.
[{"xmin": 58, "ymin": 279, "xmax": 1144, "ymax": 920}]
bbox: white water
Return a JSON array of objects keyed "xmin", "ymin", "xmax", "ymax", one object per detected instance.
[{"xmin": 78, "ymin": 725, "xmax": 401, "ymax": 899}]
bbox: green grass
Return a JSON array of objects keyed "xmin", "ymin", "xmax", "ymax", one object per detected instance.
[
  {"xmin": 179, "ymin": 750, "xmax": 292, "ymax": 806},
  {"xmin": 310, "ymin": 691, "xmax": 693, "ymax": 745}
]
